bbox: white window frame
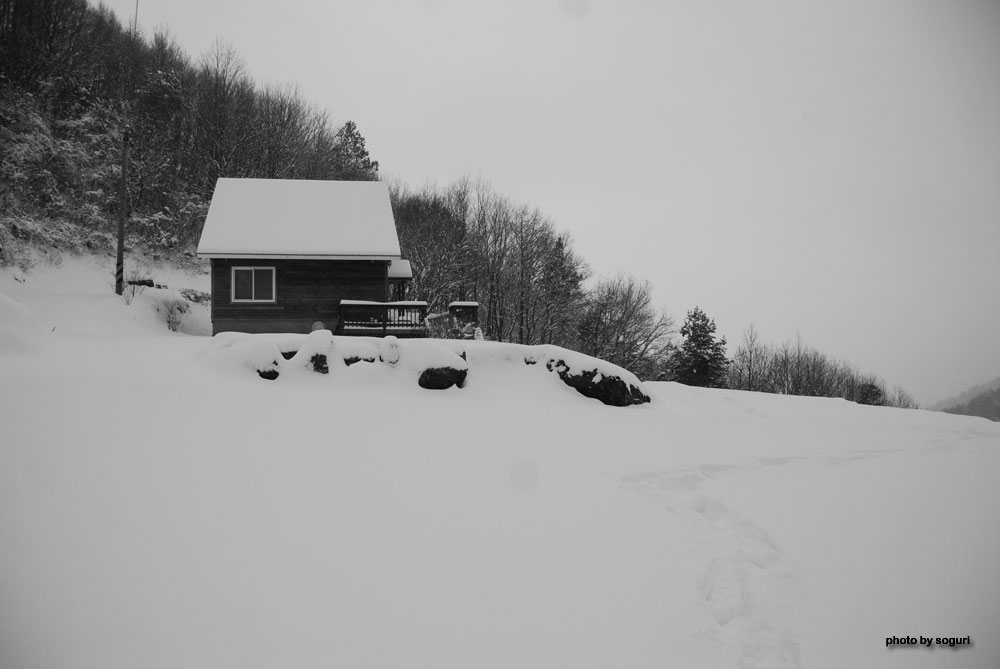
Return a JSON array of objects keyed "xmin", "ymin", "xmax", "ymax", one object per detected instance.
[{"xmin": 231, "ymin": 266, "xmax": 276, "ymax": 303}]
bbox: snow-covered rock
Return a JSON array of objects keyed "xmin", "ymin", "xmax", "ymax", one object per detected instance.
[
  {"xmin": 545, "ymin": 357, "xmax": 650, "ymax": 406},
  {"xmin": 197, "ymin": 331, "xmax": 284, "ymax": 379}
]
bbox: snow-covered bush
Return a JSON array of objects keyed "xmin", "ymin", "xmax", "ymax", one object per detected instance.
[
  {"xmin": 379, "ymin": 336, "xmax": 401, "ymax": 366},
  {"xmin": 287, "ymin": 329, "xmax": 337, "ymax": 374},
  {"xmin": 139, "ymin": 288, "xmax": 190, "ymax": 332}
]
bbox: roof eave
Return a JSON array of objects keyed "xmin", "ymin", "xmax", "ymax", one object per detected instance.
[{"xmin": 197, "ymin": 252, "xmax": 399, "ymax": 261}]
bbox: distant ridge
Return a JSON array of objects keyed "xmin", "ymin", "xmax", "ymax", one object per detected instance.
[{"xmin": 930, "ymin": 375, "xmax": 1000, "ymax": 412}]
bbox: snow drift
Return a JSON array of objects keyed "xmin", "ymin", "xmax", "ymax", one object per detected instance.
[{"xmin": 0, "ymin": 288, "xmax": 49, "ymax": 354}]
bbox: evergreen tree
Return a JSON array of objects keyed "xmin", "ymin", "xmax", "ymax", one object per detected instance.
[
  {"xmin": 672, "ymin": 306, "xmax": 730, "ymax": 387},
  {"xmin": 857, "ymin": 381, "xmax": 885, "ymax": 406},
  {"xmin": 330, "ymin": 120, "xmax": 379, "ymax": 180}
]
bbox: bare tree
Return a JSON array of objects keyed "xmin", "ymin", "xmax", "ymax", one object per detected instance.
[
  {"xmin": 887, "ymin": 385, "xmax": 918, "ymax": 409},
  {"xmin": 252, "ymin": 84, "xmax": 321, "ymax": 179},
  {"xmin": 577, "ymin": 273, "xmax": 674, "ymax": 377},
  {"xmin": 192, "ymin": 40, "xmax": 258, "ymax": 189},
  {"xmin": 393, "ymin": 177, "xmax": 588, "ymax": 348},
  {"xmin": 391, "ymin": 180, "xmax": 471, "ymax": 313},
  {"xmin": 728, "ymin": 329, "xmax": 916, "ymax": 408},
  {"xmin": 728, "ymin": 324, "xmax": 771, "ymax": 391}
]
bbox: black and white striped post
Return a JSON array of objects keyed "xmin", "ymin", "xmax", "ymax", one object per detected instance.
[{"xmin": 114, "ymin": 125, "xmax": 131, "ymax": 295}]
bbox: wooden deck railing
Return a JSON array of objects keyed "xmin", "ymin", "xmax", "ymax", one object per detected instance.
[{"xmin": 338, "ymin": 300, "xmax": 429, "ymax": 337}]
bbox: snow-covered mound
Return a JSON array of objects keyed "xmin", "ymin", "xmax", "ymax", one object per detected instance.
[
  {"xmin": 197, "ymin": 332, "xmax": 650, "ymax": 405},
  {"xmin": 0, "ymin": 289, "xmax": 49, "ymax": 354}
]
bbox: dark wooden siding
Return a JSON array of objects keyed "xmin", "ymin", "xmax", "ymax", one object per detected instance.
[{"xmin": 210, "ymin": 258, "xmax": 389, "ymax": 334}]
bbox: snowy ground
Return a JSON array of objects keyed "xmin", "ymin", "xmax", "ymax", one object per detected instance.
[{"xmin": 1, "ymin": 256, "xmax": 998, "ymax": 669}]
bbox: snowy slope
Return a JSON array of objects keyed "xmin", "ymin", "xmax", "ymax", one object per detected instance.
[{"xmin": 1, "ymin": 257, "xmax": 998, "ymax": 669}]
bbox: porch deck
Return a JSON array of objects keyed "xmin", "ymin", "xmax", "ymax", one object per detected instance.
[{"xmin": 337, "ymin": 300, "xmax": 429, "ymax": 338}]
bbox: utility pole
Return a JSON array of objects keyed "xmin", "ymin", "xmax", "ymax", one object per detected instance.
[{"xmin": 115, "ymin": 126, "xmax": 130, "ymax": 295}]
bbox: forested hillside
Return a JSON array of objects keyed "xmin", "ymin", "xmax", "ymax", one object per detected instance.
[
  {"xmin": 0, "ymin": 0, "xmax": 378, "ymax": 255},
  {"xmin": 931, "ymin": 376, "xmax": 1000, "ymax": 412},
  {"xmin": 943, "ymin": 385, "xmax": 1000, "ymax": 422}
]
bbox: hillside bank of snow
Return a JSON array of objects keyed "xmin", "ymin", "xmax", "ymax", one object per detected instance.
[{"xmin": 1, "ymin": 257, "xmax": 998, "ymax": 669}]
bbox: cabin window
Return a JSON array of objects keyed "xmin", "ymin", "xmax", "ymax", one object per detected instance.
[{"xmin": 232, "ymin": 267, "xmax": 275, "ymax": 302}]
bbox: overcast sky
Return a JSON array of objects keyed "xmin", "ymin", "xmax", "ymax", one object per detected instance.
[{"xmin": 99, "ymin": 0, "xmax": 1000, "ymax": 406}]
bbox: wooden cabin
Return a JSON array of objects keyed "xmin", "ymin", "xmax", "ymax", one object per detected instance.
[{"xmin": 196, "ymin": 178, "xmax": 425, "ymax": 336}]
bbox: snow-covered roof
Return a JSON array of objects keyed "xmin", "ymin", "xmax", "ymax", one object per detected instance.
[
  {"xmin": 388, "ymin": 258, "xmax": 412, "ymax": 280},
  {"xmin": 197, "ymin": 178, "xmax": 402, "ymax": 259}
]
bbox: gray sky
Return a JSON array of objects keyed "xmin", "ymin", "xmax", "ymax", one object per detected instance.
[{"xmin": 101, "ymin": 0, "xmax": 1000, "ymax": 406}]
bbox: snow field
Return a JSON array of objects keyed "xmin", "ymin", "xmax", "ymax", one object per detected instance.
[{"xmin": 1, "ymin": 256, "xmax": 998, "ymax": 669}]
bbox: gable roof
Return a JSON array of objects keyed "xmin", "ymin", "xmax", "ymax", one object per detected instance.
[{"xmin": 197, "ymin": 178, "xmax": 402, "ymax": 259}]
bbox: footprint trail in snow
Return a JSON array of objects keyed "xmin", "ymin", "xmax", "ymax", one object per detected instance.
[{"xmin": 622, "ymin": 461, "xmax": 803, "ymax": 668}]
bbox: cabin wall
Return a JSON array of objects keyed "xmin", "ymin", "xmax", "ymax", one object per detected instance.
[{"xmin": 210, "ymin": 258, "xmax": 389, "ymax": 334}]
